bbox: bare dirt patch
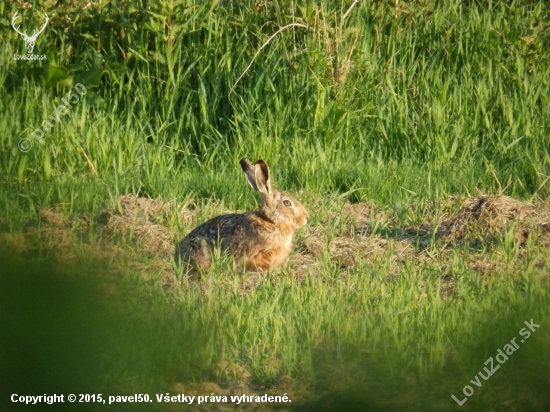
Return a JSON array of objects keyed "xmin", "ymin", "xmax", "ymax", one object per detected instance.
[
  {"xmin": 99, "ymin": 195, "xmax": 179, "ymax": 258},
  {"xmin": 2, "ymin": 193, "xmax": 549, "ymax": 289},
  {"xmin": 289, "ymin": 193, "xmax": 550, "ymax": 300},
  {"xmin": 0, "ymin": 195, "xmax": 197, "ymax": 273}
]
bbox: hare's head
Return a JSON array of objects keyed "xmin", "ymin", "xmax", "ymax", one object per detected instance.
[{"xmin": 240, "ymin": 158, "xmax": 309, "ymax": 229}]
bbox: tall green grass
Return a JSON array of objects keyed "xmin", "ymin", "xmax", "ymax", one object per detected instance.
[{"xmin": 1, "ymin": 0, "xmax": 549, "ymax": 218}]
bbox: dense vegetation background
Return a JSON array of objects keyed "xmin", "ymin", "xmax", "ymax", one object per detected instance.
[
  {"xmin": 1, "ymin": 1, "xmax": 549, "ymax": 411},
  {"xmin": 2, "ymin": 0, "xmax": 549, "ymax": 214}
]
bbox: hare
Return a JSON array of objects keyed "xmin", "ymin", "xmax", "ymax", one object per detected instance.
[{"xmin": 175, "ymin": 158, "xmax": 309, "ymax": 278}]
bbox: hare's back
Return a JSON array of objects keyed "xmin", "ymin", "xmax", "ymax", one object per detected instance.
[{"xmin": 182, "ymin": 213, "xmax": 258, "ymax": 244}]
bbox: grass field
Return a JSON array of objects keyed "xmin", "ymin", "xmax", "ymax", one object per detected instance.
[{"xmin": 1, "ymin": 0, "xmax": 550, "ymax": 411}]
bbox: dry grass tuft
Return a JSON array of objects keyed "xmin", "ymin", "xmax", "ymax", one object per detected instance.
[
  {"xmin": 437, "ymin": 193, "xmax": 550, "ymax": 244},
  {"xmin": 0, "ymin": 231, "xmax": 29, "ymax": 254},
  {"xmin": 0, "ymin": 195, "xmax": 198, "ymax": 274},
  {"xmin": 99, "ymin": 195, "xmax": 176, "ymax": 258}
]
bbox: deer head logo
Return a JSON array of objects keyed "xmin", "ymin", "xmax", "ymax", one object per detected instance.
[{"xmin": 11, "ymin": 12, "xmax": 49, "ymax": 54}]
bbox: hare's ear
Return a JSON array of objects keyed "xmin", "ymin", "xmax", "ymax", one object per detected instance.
[
  {"xmin": 240, "ymin": 158, "xmax": 260, "ymax": 192},
  {"xmin": 254, "ymin": 160, "xmax": 272, "ymax": 194},
  {"xmin": 239, "ymin": 158, "xmax": 272, "ymax": 194}
]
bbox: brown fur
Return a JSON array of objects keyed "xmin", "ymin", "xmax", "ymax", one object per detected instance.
[{"xmin": 175, "ymin": 159, "xmax": 309, "ymax": 278}]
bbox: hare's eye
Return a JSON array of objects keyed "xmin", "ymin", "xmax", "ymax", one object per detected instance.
[{"xmin": 283, "ymin": 199, "xmax": 292, "ymax": 207}]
